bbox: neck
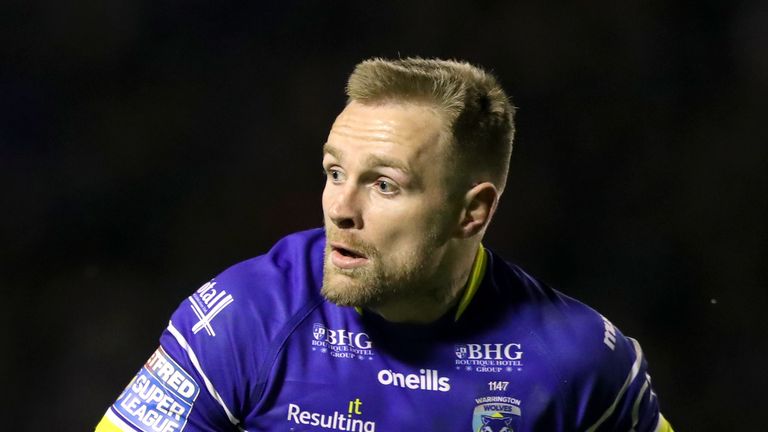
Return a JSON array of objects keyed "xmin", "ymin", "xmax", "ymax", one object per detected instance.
[{"xmin": 368, "ymin": 239, "xmax": 481, "ymax": 324}]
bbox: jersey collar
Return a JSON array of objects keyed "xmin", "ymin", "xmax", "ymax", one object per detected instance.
[
  {"xmin": 453, "ymin": 243, "xmax": 487, "ymax": 322},
  {"xmin": 354, "ymin": 243, "xmax": 488, "ymax": 323}
]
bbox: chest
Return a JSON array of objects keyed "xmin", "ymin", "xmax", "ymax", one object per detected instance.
[{"xmin": 246, "ymin": 318, "xmax": 559, "ymax": 431}]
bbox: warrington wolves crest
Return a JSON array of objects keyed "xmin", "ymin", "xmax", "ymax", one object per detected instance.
[{"xmin": 472, "ymin": 396, "xmax": 521, "ymax": 432}]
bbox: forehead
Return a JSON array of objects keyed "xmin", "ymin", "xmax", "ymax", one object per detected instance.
[{"xmin": 324, "ymin": 101, "xmax": 448, "ymax": 166}]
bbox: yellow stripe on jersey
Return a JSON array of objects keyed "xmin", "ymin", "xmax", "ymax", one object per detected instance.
[
  {"xmin": 94, "ymin": 414, "xmax": 125, "ymax": 432},
  {"xmin": 454, "ymin": 243, "xmax": 487, "ymax": 322},
  {"xmin": 656, "ymin": 414, "xmax": 674, "ymax": 432}
]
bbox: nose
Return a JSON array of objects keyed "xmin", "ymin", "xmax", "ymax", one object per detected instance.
[
  {"xmin": 325, "ymin": 184, "xmax": 363, "ymax": 230},
  {"xmin": 323, "ymin": 182, "xmax": 363, "ymax": 229}
]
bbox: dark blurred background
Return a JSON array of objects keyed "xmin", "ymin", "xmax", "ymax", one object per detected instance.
[{"xmin": 2, "ymin": 0, "xmax": 766, "ymax": 430}]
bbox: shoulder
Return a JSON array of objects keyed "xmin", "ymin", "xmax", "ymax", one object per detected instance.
[
  {"xmin": 209, "ymin": 227, "xmax": 326, "ymax": 313},
  {"xmin": 540, "ymin": 294, "xmax": 659, "ymax": 430},
  {"xmin": 486, "ymin": 251, "xmax": 635, "ymax": 375},
  {"xmin": 167, "ymin": 228, "xmax": 327, "ymax": 347},
  {"xmin": 487, "ymin": 253, "xmax": 654, "ymax": 428},
  {"xmin": 533, "ymin": 289, "xmax": 640, "ymax": 387},
  {"xmin": 158, "ymin": 229, "xmax": 328, "ymax": 417}
]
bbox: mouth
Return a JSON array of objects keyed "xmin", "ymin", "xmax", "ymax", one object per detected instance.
[{"xmin": 329, "ymin": 242, "xmax": 369, "ymax": 269}]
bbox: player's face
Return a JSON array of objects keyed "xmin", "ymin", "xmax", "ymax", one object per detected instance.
[{"xmin": 321, "ymin": 101, "xmax": 459, "ymax": 308}]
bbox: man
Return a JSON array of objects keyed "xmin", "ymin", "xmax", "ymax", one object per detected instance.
[{"xmin": 97, "ymin": 57, "xmax": 673, "ymax": 431}]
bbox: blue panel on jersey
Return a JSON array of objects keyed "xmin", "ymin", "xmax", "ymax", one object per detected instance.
[{"xmin": 112, "ymin": 347, "xmax": 200, "ymax": 432}]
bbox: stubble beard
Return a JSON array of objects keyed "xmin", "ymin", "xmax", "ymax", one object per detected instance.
[{"xmin": 321, "ymin": 230, "xmax": 441, "ymax": 309}]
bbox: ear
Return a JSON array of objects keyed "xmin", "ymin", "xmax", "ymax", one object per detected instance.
[{"xmin": 458, "ymin": 181, "xmax": 498, "ymax": 238}]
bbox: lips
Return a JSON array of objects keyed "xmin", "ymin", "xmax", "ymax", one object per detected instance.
[
  {"xmin": 329, "ymin": 242, "xmax": 369, "ymax": 269},
  {"xmin": 332, "ymin": 242, "xmax": 365, "ymax": 258}
]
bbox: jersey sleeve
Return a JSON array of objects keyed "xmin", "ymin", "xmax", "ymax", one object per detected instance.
[
  {"xmin": 94, "ymin": 278, "xmax": 249, "ymax": 432},
  {"xmin": 566, "ymin": 314, "xmax": 672, "ymax": 432},
  {"xmin": 95, "ymin": 274, "xmax": 261, "ymax": 432},
  {"xmin": 94, "ymin": 342, "xmax": 238, "ymax": 432},
  {"xmin": 95, "ymin": 230, "xmax": 327, "ymax": 432}
]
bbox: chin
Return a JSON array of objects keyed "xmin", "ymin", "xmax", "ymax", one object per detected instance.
[
  {"xmin": 321, "ymin": 288, "xmax": 364, "ymax": 307},
  {"xmin": 321, "ymin": 275, "xmax": 358, "ymax": 304},
  {"xmin": 321, "ymin": 276, "xmax": 383, "ymax": 308}
]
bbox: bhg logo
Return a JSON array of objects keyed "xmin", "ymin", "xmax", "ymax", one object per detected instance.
[
  {"xmin": 455, "ymin": 343, "xmax": 523, "ymax": 360},
  {"xmin": 313, "ymin": 323, "xmax": 372, "ymax": 349},
  {"xmin": 311, "ymin": 323, "xmax": 374, "ymax": 359},
  {"xmin": 455, "ymin": 344, "xmax": 524, "ymax": 373}
]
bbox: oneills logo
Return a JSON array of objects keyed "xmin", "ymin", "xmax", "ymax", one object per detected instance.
[{"xmin": 377, "ymin": 368, "xmax": 451, "ymax": 392}]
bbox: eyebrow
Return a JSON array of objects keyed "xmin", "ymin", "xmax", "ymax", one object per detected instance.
[
  {"xmin": 322, "ymin": 143, "xmax": 343, "ymax": 161},
  {"xmin": 323, "ymin": 143, "xmax": 411, "ymax": 174}
]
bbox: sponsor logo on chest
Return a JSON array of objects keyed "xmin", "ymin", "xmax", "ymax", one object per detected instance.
[
  {"xmin": 454, "ymin": 343, "xmax": 524, "ymax": 373},
  {"xmin": 286, "ymin": 398, "xmax": 376, "ymax": 431},
  {"xmin": 376, "ymin": 368, "xmax": 451, "ymax": 392},
  {"xmin": 311, "ymin": 323, "xmax": 375, "ymax": 360}
]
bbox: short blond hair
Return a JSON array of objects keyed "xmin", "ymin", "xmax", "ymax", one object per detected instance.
[{"xmin": 346, "ymin": 57, "xmax": 516, "ymax": 192}]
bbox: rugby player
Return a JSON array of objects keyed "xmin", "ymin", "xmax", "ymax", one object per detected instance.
[{"xmin": 97, "ymin": 57, "xmax": 673, "ymax": 431}]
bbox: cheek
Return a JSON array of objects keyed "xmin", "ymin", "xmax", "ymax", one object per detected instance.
[
  {"xmin": 368, "ymin": 203, "xmax": 438, "ymax": 242},
  {"xmin": 321, "ymin": 186, "xmax": 333, "ymax": 216}
]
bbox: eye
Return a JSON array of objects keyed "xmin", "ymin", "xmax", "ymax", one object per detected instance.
[
  {"xmin": 377, "ymin": 180, "xmax": 391, "ymax": 192},
  {"xmin": 325, "ymin": 167, "xmax": 344, "ymax": 183},
  {"xmin": 373, "ymin": 178, "xmax": 399, "ymax": 195}
]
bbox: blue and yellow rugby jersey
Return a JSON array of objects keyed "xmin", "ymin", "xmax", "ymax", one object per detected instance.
[{"xmin": 97, "ymin": 228, "xmax": 673, "ymax": 431}]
